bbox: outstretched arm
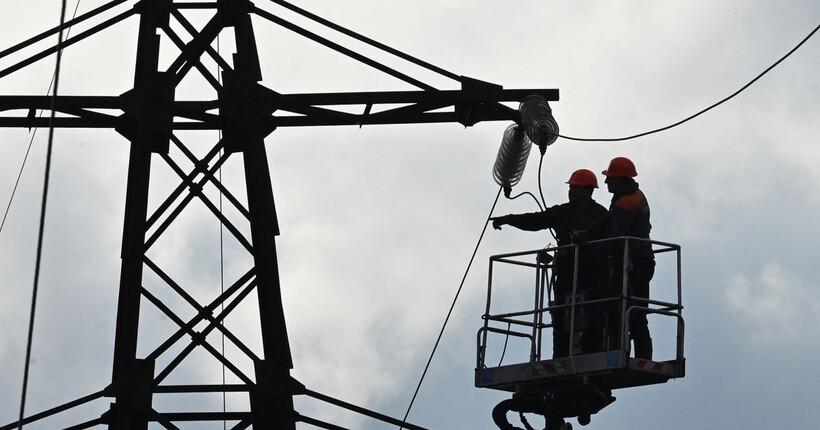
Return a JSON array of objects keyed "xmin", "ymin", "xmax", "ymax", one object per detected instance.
[{"xmin": 491, "ymin": 211, "xmax": 553, "ymax": 231}]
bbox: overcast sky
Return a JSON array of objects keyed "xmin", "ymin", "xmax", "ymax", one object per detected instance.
[{"xmin": 1, "ymin": 1, "xmax": 819, "ymax": 429}]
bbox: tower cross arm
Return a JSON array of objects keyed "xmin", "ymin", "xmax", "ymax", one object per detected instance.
[{"xmin": 0, "ymin": 87, "xmax": 558, "ymax": 130}]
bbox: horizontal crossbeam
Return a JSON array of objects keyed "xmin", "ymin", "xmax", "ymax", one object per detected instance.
[{"xmin": 0, "ymin": 88, "xmax": 558, "ymax": 129}]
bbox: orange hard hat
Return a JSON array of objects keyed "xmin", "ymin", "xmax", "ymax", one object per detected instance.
[
  {"xmin": 602, "ymin": 157, "xmax": 638, "ymax": 178},
  {"xmin": 566, "ymin": 169, "xmax": 599, "ymax": 188}
]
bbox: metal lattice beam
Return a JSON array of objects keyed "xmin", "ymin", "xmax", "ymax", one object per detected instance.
[{"xmin": 0, "ymin": 0, "xmax": 558, "ymax": 428}]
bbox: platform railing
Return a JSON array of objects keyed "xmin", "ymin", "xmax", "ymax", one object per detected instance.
[{"xmin": 477, "ymin": 237, "xmax": 683, "ymax": 371}]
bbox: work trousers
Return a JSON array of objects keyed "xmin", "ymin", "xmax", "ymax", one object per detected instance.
[
  {"xmin": 605, "ymin": 257, "xmax": 655, "ymax": 359},
  {"xmin": 551, "ymin": 266, "xmax": 606, "ymax": 357}
]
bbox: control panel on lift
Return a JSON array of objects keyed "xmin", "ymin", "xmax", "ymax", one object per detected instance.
[{"xmin": 476, "ymin": 237, "xmax": 685, "ymax": 430}]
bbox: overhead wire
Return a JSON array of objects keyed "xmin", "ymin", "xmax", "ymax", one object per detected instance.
[
  {"xmin": 18, "ymin": 1, "xmax": 69, "ymax": 429},
  {"xmin": 559, "ymin": 22, "xmax": 820, "ymax": 142},
  {"xmin": 400, "ymin": 186, "xmax": 503, "ymax": 428},
  {"xmin": 266, "ymin": 0, "xmax": 461, "ymax": 82},
  {"xmin": 0, "ymin": 0, "xmax": 83, "ymax": 235},
  {"xmin": 216, "ymin": 32, "xmax": 228, "ymax": 430},
  {"xmin": 0, "ymin": 134, "xmax": 38, "ymax": 235},
  {"xmin": 269, "ymin": 1, "xmax": 817, "ymax": 147}
]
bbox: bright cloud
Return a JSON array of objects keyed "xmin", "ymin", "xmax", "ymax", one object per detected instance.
[{"xmin": 725, "ymin": 264, "xmax": 820, "ymax": 347}]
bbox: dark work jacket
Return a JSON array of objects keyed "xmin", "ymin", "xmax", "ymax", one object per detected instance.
[
  {"xmin": 605, "ymin": 182, "xmax": 653, "ymax": 260},
  {"xmin": 504, "ymin": 201, "xmax": 608, "ymax": 247},
  {"xmin": 504, "ymin": 201, "xmax": 608, "ymax": 296}
]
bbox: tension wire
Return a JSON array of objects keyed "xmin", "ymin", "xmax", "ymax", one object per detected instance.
[{"xmin": 18, "ymin": 1, "xmax": 68, "ymax": 429}]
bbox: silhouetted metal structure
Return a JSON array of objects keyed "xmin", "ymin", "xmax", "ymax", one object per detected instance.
[{"xmin": 0, "ymin": 0, "xmax": 557, "ymax": 428}]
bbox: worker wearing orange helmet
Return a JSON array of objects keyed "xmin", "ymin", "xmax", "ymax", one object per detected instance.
[
  {"xmin": 601, "ymin": 156, "xmax": 655, "ymax": 360},
  {"xmin": 492, "ymin": 169, "xmax": 609, "ymax": 357}
]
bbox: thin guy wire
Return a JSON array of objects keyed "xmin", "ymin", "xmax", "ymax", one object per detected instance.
[
  {"xmin": 216, "ymin": 33, "xmax": 228, "ymax": 430},
  {"xmin": 267, "ymin": 0, "xmax": 461, "ymax": 82},
  {"xmin": 0, "ymin": 132, "xmax": 39, "ymax": 234},
  {"xmin": 400, "ymin": 186, "xmax": 503, "ymax": 428},
  {"xmin": 19, "ymin": 1, "xmax": 68, "ymax": 429},
  {"xmin": 1, "ymin": 0, "xmax": 83, "ymax": 235},
  {"xmin": 559, "ymin": 22, "xmax": 820, "ymax": 142}
]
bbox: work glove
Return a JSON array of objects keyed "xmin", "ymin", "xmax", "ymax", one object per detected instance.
[{"xmin": 491, "ymin": 215, "xmax": 509, "ymax": 230}]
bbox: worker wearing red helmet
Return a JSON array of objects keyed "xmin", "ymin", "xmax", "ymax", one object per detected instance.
[
  {"xmin": 492, "ymin": 169, "xmax": 609, "ymax": 357},
  {"xmin": 601, "ymin": 156, "xmax": 655, "ymax": 360}
]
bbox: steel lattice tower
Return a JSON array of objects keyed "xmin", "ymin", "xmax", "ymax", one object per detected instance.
[{"xmin": 0, "ymin": 0, "xmax": 557, "ymax": 428}]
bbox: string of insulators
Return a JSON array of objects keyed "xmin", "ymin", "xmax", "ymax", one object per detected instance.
[
  {"xmin": 492, "ymin": 95, "xmax": 560, "ymax": 197},
  {"xmin": 519, "ymin": 94, "xmax": 559, "ymax": 154},
  {"xmin": 492, "ymin": 124, "xmax": 532, "ymax": 197}
]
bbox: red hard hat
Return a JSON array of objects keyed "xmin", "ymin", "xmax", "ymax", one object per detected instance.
[
  {"xmin": 602, "ymin": 157, "xmax": 638, "ymax": 178},
  {"xmin": 566, "ymin": 169, "xmax": 599, "ymax": 188}
]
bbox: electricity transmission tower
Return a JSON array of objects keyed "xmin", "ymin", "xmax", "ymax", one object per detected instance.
[{"xmin": 0, "ymin": 0, "xmax": 557, "ymax": 428}]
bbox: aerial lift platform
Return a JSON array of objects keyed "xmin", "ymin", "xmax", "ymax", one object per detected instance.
[{"xmin": 476, "ymin": 237, "xmax": 685, "ymax": 429}]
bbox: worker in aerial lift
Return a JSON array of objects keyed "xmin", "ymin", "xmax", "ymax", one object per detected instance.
[
  {"xmin": 600, "ymin": 156, "xmax": 655, "ymax": 360},
  {"xmin": 492, "ymin": 169, "xmax": 609, "ymax": 357}
]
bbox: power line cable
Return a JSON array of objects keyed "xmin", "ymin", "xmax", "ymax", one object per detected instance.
[
  {"xmin": 266, "ymin": 0, "xmax": 461, "ymax": 82},
  {"xmin": 559, "ymin": 22, "xmax": 820, "ymax": 142},
  {"xmin": 18, "ymin": 1, "xmax": 68, "ymax": 429},
  {"xmin": 400, "ymin": 186, "xmax": 503, "ymax": 428},
  {"xmin": 0, "ymin": 132, "xmax": 39, "ymax": 234},
  {"xmin": 1, "ymin": 0, "xmax": 83, "ymax": 236},
  {"xmin": 216, "ymin": 32, "xmax": 228, "ymax": 430},
  {"xmin": 212, "ymin": 34, "xmax": 238, "ymax": 430}
]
